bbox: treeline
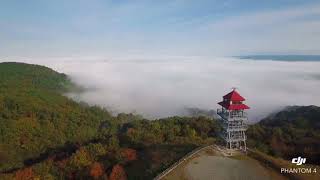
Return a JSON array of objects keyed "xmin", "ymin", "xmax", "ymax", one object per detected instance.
[
  {"xmin": 0, "ymin": 62, "xmax": 221, "ymax": 179},
  {"xmin": 247, "ymin": 106, "xmax": 320, "ymax": 165}
]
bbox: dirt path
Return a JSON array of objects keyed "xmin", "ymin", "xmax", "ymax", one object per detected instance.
[{"xmin": 161, "ymin": 146, "xmax": 286, "ymax": 180}]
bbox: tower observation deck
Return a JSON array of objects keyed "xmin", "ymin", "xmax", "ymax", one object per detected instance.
[{"xmin": 217, "ymin": 89, "xmax": 249, "ymax": 151}]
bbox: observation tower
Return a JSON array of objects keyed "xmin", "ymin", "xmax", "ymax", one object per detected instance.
[{"xmin": 217, "ymin": 88, "xmax": 250, "ymax": 151}]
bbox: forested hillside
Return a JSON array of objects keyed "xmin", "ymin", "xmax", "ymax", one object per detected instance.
[
  {"xmin": 0, "ymin": 62, "xmax": 113, "ymax": 171},
  {"xmin": 247, "ymin": 106, "xmax": 320, "ymax": 165},
  {"xmin": 0, "ymin": 62, "xmax": 220, "ymax": 179}
]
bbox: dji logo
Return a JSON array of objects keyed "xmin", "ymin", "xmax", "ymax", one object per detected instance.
[{"xmin": 291, "ymin": 157, "xmax": 306, "ymax": 165}]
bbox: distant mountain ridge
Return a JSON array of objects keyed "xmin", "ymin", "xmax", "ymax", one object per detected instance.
[{"xmin": 237, "ymin": 55, "xmax": 320, "ymax": 61}]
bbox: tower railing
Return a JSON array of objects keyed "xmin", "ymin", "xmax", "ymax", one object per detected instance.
[
  {"xmin": 222, "ymin": 124, "xmax": 248, "ymax": 130},
  {"xmin": 217, "ymin": 109, "xmax": 247, "ymax": 120}
]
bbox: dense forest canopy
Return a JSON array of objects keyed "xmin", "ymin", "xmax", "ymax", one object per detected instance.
[
  {"xmin": 0, "ymin": 62, "xmax": 113, "ymax": 171},
  {"xmin": 0, "ymin": 62, "xmax": 221, "ymax": 179}
]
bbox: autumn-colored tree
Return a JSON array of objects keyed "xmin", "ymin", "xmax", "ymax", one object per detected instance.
[
  {"xmin": 109, "ymin": 164, "xmax": 126, "ymax": 180},
  {"xmin": 15, "ymin": 167, "xmax": 34, "ymax": 180},
  {"xmin": 90, "ymin": 162, "xmax": 104, "ymax": 179},
  {"xmin": 69, "ymin": 148, "xmax": 92, "ymax": 169},
  {"xmin": 121, "ymin": 148, "xmax": 137, "ymax": 161}
]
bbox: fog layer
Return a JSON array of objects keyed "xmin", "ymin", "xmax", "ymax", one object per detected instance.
[{"xmin": 25, "ymin": 57, "xmax": 320, "ymax": 121}]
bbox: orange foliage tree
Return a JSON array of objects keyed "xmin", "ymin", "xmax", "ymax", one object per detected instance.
[
  {"xmin": 15, "ymin": 167, "xmax": 34, "ymax": 180},
  {"xmin": 109, "ymin": 164, "xmax": 127, "ymax": 180},
  {"xmin": 69, "ymin": 148, "xmax": 92, "ymax": 169},
  {"xmin": 89, "ymin": 162, "xmax": 104, "ymax": 179}
]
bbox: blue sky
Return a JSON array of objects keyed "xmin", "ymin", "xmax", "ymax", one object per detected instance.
[{"xmin": 1, "ymin": 0, "xmax": 320, "ymax": 59}]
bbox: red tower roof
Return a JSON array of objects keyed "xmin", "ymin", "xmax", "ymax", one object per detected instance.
[
  {"xmin": 218, "ymin": 102, "xmax": 250, "ymax": 110},
  {"xmin": 223, "ymin": 90, "xmax": 245, "ymax": 101},
  {"xmin": 218, "ymin": 89, "xmax": 250, "ymax": 110}
]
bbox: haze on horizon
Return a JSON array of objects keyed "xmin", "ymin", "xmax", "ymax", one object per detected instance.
[{"xmin": 1, "ymin": 0, "xmax": 320, "ymax": 121}]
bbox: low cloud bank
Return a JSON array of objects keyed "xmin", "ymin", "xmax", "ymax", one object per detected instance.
[{"xmin": 22, "ymin": 57, "xmax": 320, "ymax": 121}]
